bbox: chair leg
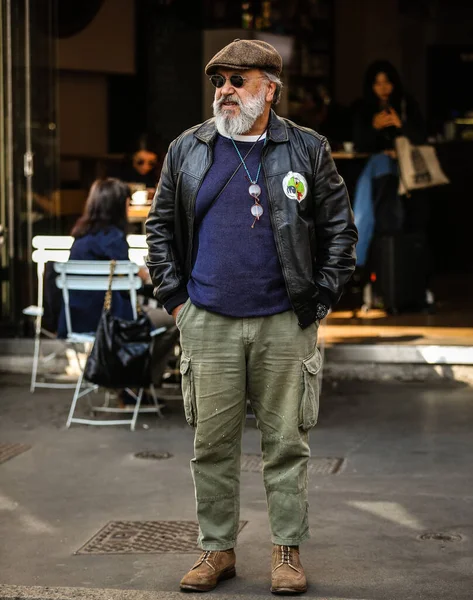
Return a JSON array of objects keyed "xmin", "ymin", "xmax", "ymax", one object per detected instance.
[
  {"xmin": 130, "ymin": 388, "xmax": 144, "ymax": 431},
  {"xmin": 149, "ymin": 384, "xmax": 164, "ymax": 419},
  {"xmin": 30, "ymin": 333, "xmax": 41, "ymax": 393},
  {"xmin": 66, "ymin": 362, "xmax": 86, "ymax": 428},
  {"xmin": 66, "ymin": 343, "xmax": 90, "ymax": 428}
]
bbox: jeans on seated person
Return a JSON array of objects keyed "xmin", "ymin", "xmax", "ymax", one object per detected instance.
[{"xmin": 353, "ymin": 153, "xmax": 398, "ymax": 267}]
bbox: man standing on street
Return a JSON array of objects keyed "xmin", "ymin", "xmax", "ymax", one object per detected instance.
[{"xmin": 146, "ymin": 39, "xmax": 357, "ymax": 594}]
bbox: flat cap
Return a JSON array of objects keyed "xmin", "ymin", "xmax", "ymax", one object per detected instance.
[{"xmin": 205, "ymin": 39, "xmax": 282, "ymax": 77}]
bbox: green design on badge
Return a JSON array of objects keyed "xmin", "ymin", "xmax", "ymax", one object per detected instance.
[{"xmin": 282, "ymin": 171, "xmax": 308, "ymax": 202}]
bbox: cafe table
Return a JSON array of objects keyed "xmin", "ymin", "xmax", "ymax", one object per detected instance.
[
  {"xmin": 331, "ymin": 151, "xmax": 370, "ymax": 160},
  {"xmin": 128, "ymin": 204, "xmax": 152, "ymax": 234}
]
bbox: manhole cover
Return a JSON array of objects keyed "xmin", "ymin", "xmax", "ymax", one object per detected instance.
[
  {"xmin": 76, "ymin": 520, "xmax": 247, "ymax": 554},
  {"xmin": 241, "ymin": 454, "xmax": 344, "ymax": 475},
  {"xmin": 134, "ymin": 451, "xmax": 173, "ymax": 460},
  {"xmin": 0, "ymin": 443, "xmax": 31, "ymax": 465},
  {"xmin": 418, "ymin": 532, "xmax": 463, "ymax": 542}
]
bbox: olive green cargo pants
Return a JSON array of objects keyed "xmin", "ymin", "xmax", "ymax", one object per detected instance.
[{"xmin": 177, "ymin": 300, "xmax": 322, "ymax": 550}]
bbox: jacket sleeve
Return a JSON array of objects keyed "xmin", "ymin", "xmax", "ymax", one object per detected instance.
[
  {"xmin": 312, "ymin": 138, "xmax": 358, "ymax": 307},
  {"xmin": 145, "ymin": 143, "xmax": 189, "ymax": 313}
]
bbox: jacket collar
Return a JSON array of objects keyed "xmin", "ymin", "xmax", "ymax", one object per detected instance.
[
  {"xmin": 194, "ymin": 109, "xmax": 288, "ymax": 144},
  {"xmin": 267, "ymin": 110, "xmax": 289, "ymax": 143}
]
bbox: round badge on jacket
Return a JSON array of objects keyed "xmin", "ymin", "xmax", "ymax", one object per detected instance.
[{"xmin": 283, "ymin": 171, "xmax": 308, "ymax": 202}]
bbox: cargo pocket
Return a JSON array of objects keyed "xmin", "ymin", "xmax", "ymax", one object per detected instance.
[
  {"xmin": 299, "ymin": 349, "xmax": 322, "ymax": 430},
  {"xmin": 180, "ymin": 354, "xmax": 197, "ymax": 427}
]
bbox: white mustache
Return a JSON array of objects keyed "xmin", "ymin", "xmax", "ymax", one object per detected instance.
[{"xmin": 216, "ymin": 94, "xmax": 241, "ymax": 108}]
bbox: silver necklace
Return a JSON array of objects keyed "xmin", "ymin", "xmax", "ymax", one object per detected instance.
[{"xmin": 230, "ymin": 133, "xmax": 267, "ymax": 228}]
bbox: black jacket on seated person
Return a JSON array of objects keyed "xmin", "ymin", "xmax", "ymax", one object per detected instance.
[{"xmin": 353, "ymin": 94, "xmax": 425, "ymax": 153}]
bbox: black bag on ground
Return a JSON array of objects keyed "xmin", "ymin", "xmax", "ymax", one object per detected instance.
[
  {"xmin": 84, "ymin": 260, "xmax": 153, "ymax": 388},
  {"xmin": 372, "ymin": 173, "xmax": 404, "ymax": 234},
  {"xmin": 372, "ymin": 233, "xmax": 428, "ymax": 314}
]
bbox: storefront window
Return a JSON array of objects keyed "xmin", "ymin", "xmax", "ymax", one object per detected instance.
[{"xmin": 0, "ymin": 0, "xmax": 59, "ymax": 330}]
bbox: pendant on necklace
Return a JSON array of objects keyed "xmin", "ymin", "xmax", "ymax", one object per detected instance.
[
  {"xmin": 249, "ymin": 183, "xmax": 261, "ymax": 197},
  {"xmin": 251, "ymin": 204, "xmax": 263, "ymax": 218},
  {"xmin": 249, "ymin": 182, "xmax": 263, "ymax": 221}
]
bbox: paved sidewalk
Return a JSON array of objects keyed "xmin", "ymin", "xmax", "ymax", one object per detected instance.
[{"xmin": 0, "ymin": 375, "xmax": 472, "ymax": 599}]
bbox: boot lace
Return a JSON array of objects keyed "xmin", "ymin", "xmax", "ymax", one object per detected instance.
[
  {"xmin": 194, "ymin": 550, "xmax": 216, "ymax": 571},
  {"xmin": 274, "ymin": 545, "xmax": 301, "ymax": 573}
]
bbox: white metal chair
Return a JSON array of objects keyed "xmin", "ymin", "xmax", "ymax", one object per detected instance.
[
  {"xmin": 126, "ymin": 234, "xmax": 148, "ymax": 266},
  {"xmin": 55, "ymin": 260, "xmax": 164, "ymax": 430},
  {"xmin": 23, "ymin": 235, "xmax": 74, "ymax": 391},
  {"xmin": 24, "ymin": 234, "xmax": 149, "ymax": 392}
]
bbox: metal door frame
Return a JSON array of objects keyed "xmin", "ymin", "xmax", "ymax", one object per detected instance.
[{"xmin": 1, "ymin": 0, "xmax": 58, "ymax": 327}]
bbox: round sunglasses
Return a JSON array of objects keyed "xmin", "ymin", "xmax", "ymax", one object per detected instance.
[{"xmin": 209, "ymin": 74, "xmax": 266, "ymax": 88}]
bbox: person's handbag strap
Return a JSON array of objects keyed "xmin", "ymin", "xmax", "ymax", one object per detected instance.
[
  {"xmin": 103, "ymin": 259, "xmax": 142, "ymax": 314},
  {"xmin": 103, "ymin": 259, "xmax": 117, "ymax": 312}
]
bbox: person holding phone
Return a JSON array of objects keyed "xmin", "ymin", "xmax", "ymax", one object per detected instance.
[{"xmin": 353, "ymin": 60, "xmax": 424, "ymax": 153}]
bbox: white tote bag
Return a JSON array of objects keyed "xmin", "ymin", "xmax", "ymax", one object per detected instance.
[{"xmin": 395, "ymin": 135, "xmax": 450, "ymax": 196}]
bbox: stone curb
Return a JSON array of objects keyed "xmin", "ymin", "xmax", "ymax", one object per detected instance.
[
  {"xmin": 324, "ymin": 363, "xmax": 473, "ymax": 386},
  {"xmin": 0, "ymin": 585, "xmax": 364, "ymax": 600}
]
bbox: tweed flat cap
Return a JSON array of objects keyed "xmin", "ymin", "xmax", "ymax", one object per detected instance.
[{"xmin": 205, "ymin": 39, "xmax": 282, "ymax": 76}]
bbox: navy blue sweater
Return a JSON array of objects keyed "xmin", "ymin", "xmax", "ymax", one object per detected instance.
[{"xmin": 187, "ymin": 134, "xmax": 291, "ymax": 317}]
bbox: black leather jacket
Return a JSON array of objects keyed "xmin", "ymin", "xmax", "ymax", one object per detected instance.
[{"xmin": 146, "ymin": 111, "xmax": 357, "ymax": 328}]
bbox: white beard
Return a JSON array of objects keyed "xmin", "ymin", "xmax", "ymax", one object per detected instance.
[{"xmin": 213, "ymin": 87, "xmax": 267, "ymax": 136}]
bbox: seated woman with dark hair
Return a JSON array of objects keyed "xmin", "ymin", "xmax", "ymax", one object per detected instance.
[
  {"xmin": 57, "ymin": 178, "xmax": 174, "ymax": 335},
  {"xmin": 352, "ymin": 60, "xmax": 427, "ymax": 268},
  {"xmin": 353, "ymin": 59, "xmax": 425, "ymax": 154},
  {"xmin": 57, "ymin": 178, "xmax": 135, "ymax": 338}
]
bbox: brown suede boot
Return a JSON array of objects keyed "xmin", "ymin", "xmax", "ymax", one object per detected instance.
[
  {"xmin": 270, "ymin": 545, "xmax": 307, "ymax": 595},
  {"xmin": 179, "ymin": 549, "xmax": 236, "ymax": 592}
]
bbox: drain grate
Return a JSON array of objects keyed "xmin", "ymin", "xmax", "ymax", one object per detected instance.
[
  {"xmin": 134, "ymin": 451, "xmax": 173, "ymax": 460},
  {"xmin": 418, "ymin": 532, "xmax": 463, "ymax": 543},
  {"xmin": 77, "ymin": 520, "xmax": 247, "ymax": 554},
  {"xmin": 0, "ymin": 443, "xmax": 31, "ymax": 465},
  {"xmin": 241, "ymin": 454, "xmax": 344, "ymax": 475}
]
